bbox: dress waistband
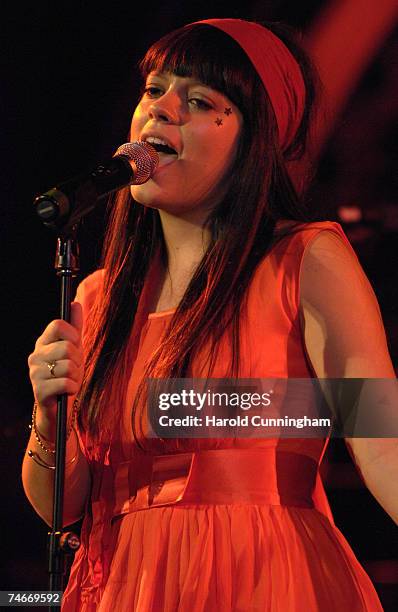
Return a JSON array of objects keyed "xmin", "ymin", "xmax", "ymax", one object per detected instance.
[{"xmin": 110, "ymin": 448, "xmax": 318, "ymax": 521}]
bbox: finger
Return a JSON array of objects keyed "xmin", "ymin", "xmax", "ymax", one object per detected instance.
[
  {"xmin": 33, "ymin": 378, "xmax": 81, "ymax": 407},
  {"xmin": 42, "ymin": 359, "xmax": 81, "ymax": 382},
  {"xmin": 29, "ymin": 340, "xmax": 83, "ymax": 369},
  {"xmin": 29, "ymin": 359, "xmax": 82, "ymax": 387},
  {"xmin": 39, "ymin": 319, "xmax": 81, "ymax": 347}
]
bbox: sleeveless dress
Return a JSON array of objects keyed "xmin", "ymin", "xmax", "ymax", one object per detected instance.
[{"xmin": 62, "ymin": 221, "xmax": 383, "ymax": 611}]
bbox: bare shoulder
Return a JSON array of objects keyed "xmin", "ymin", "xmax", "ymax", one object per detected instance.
[{"xmin": 299, "ymin": 230, "xmax": 395, "ymax": 378}]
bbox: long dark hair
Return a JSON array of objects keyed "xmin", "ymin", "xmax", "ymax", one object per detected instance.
[{"xmin": 77, "ymin": 22, "xmax": 321, "ymax": 442}]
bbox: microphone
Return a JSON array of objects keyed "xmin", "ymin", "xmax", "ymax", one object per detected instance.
[{"xmin": 34, "ymin": 141, "xmax": 159, "ymax": 230}]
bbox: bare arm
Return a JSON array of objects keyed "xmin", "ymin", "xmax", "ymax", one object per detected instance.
[
  {"xmin": 22, "ymin": 302, "xmax": 91, "ymax": 526},
  {"xmin": 299, "ymin": 231, "xmax": 398, "ymax": 524}
]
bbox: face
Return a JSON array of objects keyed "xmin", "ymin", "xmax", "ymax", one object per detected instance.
[{"xmin": 129, "ymin": 71, "xmax": 243, "ymax": 219}]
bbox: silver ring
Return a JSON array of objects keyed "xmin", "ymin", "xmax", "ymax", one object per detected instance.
[{"xmin": 47, "ymin": 362, "xmax": 56, "ymax": 377}]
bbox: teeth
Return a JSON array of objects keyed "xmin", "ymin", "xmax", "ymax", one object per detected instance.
[{"xmin": 145, "ymin": 136, "xmax": 170, "ymax": 147}]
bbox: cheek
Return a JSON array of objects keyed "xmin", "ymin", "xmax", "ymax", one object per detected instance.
[
  {"xmin": 207, "ymin": 120, "xmax": 242, "ymax": 171},
  {"xmin": 224, "ymin": 118, "xmax": 242, "ymax": 163},
  {"xmin": 130, "ymin": 106, "xmax": 145, "ymax": 141}
]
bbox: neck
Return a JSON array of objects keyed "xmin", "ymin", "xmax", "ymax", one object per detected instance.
[{"xmin": 159, "ymin": 209, "xmax": 211, "ymax": 276}]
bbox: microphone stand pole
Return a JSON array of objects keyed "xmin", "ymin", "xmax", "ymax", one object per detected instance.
[
  {"xmin": 33, "ymin": 142, "xmax": 155, "ymax": 608},
  {"xmin": 48, "ymin": 229, "xmax": 81, "ymax": 610}
]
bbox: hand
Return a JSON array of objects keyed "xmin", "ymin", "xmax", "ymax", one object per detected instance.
[{"xmin": 28, "ymin": 302, "xmax": 84, "ymax": 420}]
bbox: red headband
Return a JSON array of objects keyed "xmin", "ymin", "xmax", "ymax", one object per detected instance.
[{"xmin": 192, "ymin": 19, "xmax": 306, "ymax": 151}]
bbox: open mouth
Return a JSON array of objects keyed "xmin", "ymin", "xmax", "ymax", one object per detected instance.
[
  {"xmin": 151, "ymin": 143, "xmax": 178, "ymax": 156},
  {"xmin": 142, "ymin": 136, "xmax": 178, "ymax": 156}
]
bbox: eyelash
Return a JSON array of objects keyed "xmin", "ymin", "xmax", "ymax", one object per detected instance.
[
  {"xmin": 142, "ymin": 86, "xmax": 213, "ymax": 111},
  {"xmin": 189, "ymin": 98, "xmax": 212, "ymax": 111},
  {"xmin": 143, "ymin": 86, "xmax": 162, "ymax": 98}
]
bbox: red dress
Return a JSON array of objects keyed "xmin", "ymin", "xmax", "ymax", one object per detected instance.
[{"xmin": 62, "ymin": 221, "xmax": 383, "ymax": 611}]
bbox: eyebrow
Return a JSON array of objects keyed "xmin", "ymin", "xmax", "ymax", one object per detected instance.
[
  {"xmin": 146, "ymin": 72, "xmax": 228, "ymax": 100},
  {"xmin": 147, "ymin": 72, "xmax": 216, "ymax": 90}
]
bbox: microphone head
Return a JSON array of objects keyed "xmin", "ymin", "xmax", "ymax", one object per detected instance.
[{"xmin": 115, "ymin": 141, "xmax": 159, "ymax": 184}]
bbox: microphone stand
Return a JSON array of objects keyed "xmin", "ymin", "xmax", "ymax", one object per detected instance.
[
  {"xmin": 33, "ymin": 158, "xmax": 123, "ymax": 608},
  {"xmin": 47, "ymin": 231, "xmax": 81, "ymax": 609},
  {"xmin": 33, "ymin": 152, "xmax": 120, "ymax": 606},
  {"xmin": 32, "ymin": 142, "xmax": 157, "ymax": 609},
  {"xmin": 34, "ymin": 192, "xmax": 84, "ymax": 609}
]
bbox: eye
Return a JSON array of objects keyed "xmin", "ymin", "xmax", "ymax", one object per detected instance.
[
  {"xmin": 142, "ymin": 85, "xmax": 164, "ymax": 99},
  {"xmin": 188, "ymin": 98, "xmax": 212, "ymax": 111}
]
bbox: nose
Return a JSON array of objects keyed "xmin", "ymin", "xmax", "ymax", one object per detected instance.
[{"xmin": 148, "ymin": 91, "xmax": 181, "ymax": 124}]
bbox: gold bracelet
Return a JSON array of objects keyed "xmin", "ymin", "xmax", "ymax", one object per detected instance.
[
  {"xmin": 27, "ymin": 426, "xmax": 79, "ymax": 470},
  {"xmin": 27, "ymin": 450, "xmax": 55, "ymax": 470},
  {"xmin": 30, "ymin": 398, "xmax": 79, "ymax": 455}
]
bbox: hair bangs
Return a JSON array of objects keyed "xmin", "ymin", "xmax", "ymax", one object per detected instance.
[{"xmin": 139, "ymin": 24, "xmax": 256, "ymax": 114}]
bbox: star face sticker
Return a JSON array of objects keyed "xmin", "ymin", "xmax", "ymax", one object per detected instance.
[
  {"xmin": 215, "ymin": 117, "xmax": 223, "ymax": 126},
  {"xmin": 224, "ymin": 107, "xmax": 232, "ymax": 116}
]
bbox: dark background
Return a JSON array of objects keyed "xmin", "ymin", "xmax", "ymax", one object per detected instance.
[{"xmin": 1, "ymin": 1, "xmax": 397, "ymax": 609}]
